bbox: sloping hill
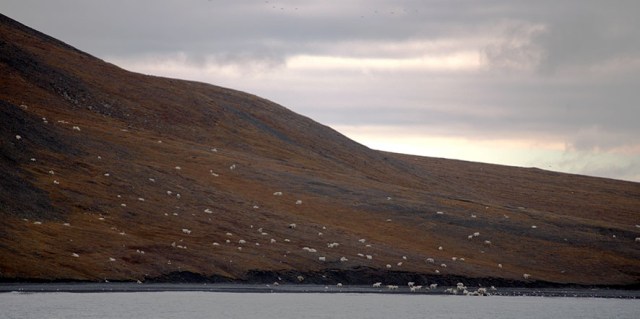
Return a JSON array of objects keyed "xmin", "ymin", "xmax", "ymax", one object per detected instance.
[{"xmin": 1, "ymin": 13, "xmax": 639, "ymax": 286}]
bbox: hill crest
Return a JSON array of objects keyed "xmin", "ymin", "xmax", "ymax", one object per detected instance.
[{"xmin": 1, "ymin": 13, "xmax": 639, "ymax": 287}]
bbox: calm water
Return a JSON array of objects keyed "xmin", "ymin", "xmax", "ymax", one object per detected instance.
[{"xmin": 1, "ymin": 292, "xmax": 638, "ymax": 319}]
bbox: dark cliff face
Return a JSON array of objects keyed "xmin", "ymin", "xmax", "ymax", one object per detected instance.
[{"xmin": 1, "ymin": 13, "xmax": 639, "ymax": 286}]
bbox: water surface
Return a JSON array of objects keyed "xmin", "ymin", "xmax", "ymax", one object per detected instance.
[{"xmin": 1, "ymin": 291, "xmax": 639, "ymax": 319}]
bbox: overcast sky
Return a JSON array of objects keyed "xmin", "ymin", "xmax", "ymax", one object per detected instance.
[{"xmin": 3, "ymin": 0, "xmax": 640, "ymax": 182}]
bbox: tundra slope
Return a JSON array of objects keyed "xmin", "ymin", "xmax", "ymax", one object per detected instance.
[{"xmin": 1, "ymin": 14, "xmax": 639, "ymax": 287}]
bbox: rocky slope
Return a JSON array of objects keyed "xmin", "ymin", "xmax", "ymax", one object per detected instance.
[{"xmin": 1, "ymin": 13, "xmax": 639, "ymax": 286}]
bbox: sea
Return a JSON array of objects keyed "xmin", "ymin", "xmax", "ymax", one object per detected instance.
[{"xmin": 1, "ymin": 290, "xmax": 639, "ymax": 319}]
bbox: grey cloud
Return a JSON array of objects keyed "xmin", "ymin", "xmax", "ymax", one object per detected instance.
[
  {"xmin": 479, "ymin": 1, "xmax": 640, "ymax": 74},
  {"xmin": 9, "ymin": 1, "xmax": 640, "ymax": 62},
  {"xmin": 292, "ymin": 67, "xmax": 640, "ymax": 152},
  {"xmin": 1, "ymin": 1, "xmax": 541, "ymax": 58},
  {"xmin": 481, "ymin": 21, "xmax": 546, "ymax": 71},
  {"xmin": 535, "ymin": 2, "xmax": 640, "ymax": 74}
]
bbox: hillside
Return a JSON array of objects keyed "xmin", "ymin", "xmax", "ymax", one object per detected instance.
[{"xmin": 1, "ymin": 13, "xmax": 639, "ymax": 287}]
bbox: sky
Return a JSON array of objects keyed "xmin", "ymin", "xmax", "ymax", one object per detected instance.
[{"xmin": 3, "ymin": 0, "xmax": 640, "ymax": 182}]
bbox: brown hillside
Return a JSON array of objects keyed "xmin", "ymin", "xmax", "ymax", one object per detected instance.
[{"xmin": 1, "ymin": 13, "xmax": 639, "ymax": 286}]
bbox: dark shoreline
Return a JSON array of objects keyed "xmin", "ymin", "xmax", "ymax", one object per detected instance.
[
  {"xmin": 3, "ymin": 268, "xmax": 639, "ymax": 290},
  {"xmin": 2, "ymin": 268, "xmax": 639, "ymax": 299},
  {"xmin": 1, "ymin": 282, "xmax": 639, "ymax": 299}
]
